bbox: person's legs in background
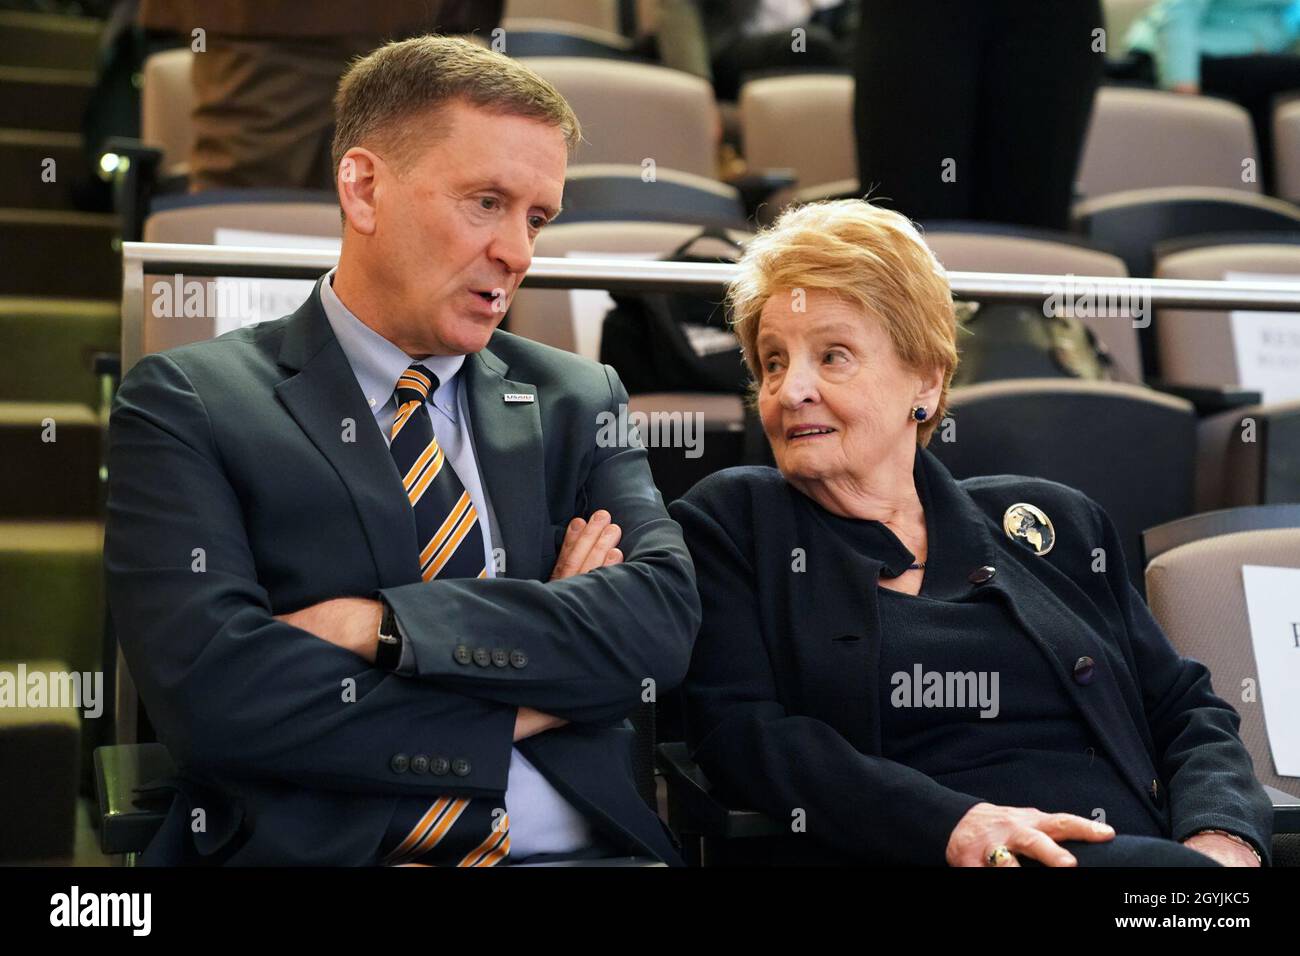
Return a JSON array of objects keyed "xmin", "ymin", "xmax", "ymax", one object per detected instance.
[
  {"xmin": 710, "ymin": 23, "xmax": 846, "ymax": 102},
  {"xmin": 852, "ymin": 0, "xmax": 985, "ymax": 222},
  {"xmin": 976, "ymin": 0, "xmax": 1103, "ymax": 230},
  {"xmin": 189, "ymin": 34, "xmax": 381, "ymax": 192},
  {"xmin": 1200, "ymin": 54, "xmax": 1300, "ymax": 196}
]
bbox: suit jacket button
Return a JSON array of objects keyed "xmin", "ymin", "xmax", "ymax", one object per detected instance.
[
  {"xmin": 430, "ymin": 757, "xmax": 450, "ymax": 776},
  {"xmin": 509, "ymin": 649, "xmax": 528, "ymax": 669},
  {"xmin": 491, "ymin": 648, "xmax": 509, "ymax": 667},
  {"xmin": 410, "ymin": 754, "xmax": 429, "ymax": 774},
  {"xmin": 1073, "ymin": 656, "xmax": 1096, "ymax": 685},
  {"xmin": 453, "ymin": 644, "xmax": 472, "ymax": 665},
  {"xmin": 452, "ymin": 758, "xmax": 472, "ymax": 777},
  {"xmin": 1149, "ymin": 778, "xmax": 1163, "ymax": 806},
  {"xmin": 472, "ymin": 647, "xmax": 491, "ymax": 667},
  {"xmin": 968, "ymin": 565, "xmax": 996, "ymax": 585},
  {"xmin": 390, "ymin": 753, "xmax": 410, "ymax": 774}
]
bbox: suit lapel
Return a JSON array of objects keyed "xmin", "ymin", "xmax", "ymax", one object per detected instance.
[
  {"xmin": 273, "ymin": 282, "xmax": 420, "ymax": 588},
  {"xmin": 464, "ymin": 343, "xmax": 548, "ymax": 582}
]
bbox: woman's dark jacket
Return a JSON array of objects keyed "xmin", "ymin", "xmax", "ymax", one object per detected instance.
[{"xmin": 668, "ymin": 447, "xmax": 1273, "ymax": 865}]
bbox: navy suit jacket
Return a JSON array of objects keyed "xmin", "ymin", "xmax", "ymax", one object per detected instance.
[
  {"xmin": 105, "ymin": 281, "xmax": 699, "ymax": 865},
  {"xmin": 670, "ymin": 448, "xmax": 1273, "ymax": 865}
]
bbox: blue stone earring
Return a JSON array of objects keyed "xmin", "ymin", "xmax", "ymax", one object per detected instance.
[{"xmin": 911, "ymin": 406, "xmax": 928, "ymax": 422}]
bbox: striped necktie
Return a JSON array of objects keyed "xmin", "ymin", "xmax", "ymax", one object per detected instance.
[{"xmin": 379, "ymin": 362, "xmax": 508, "ymax": 866}]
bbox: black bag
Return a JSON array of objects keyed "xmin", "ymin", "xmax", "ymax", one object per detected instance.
[
  {"xmin": 599, "ymin": 229, "xmax": 748, "ymax": 395},
  {"xmin": 950, "ymin": 301, "xmax": 1115, "ymax": 387}
]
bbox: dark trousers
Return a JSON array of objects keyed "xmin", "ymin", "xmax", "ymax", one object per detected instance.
[
  {"xmin": 1024, "ymin": 835, "xmax": 1223, "ymax": 867},
  {"xmin": 853, "ymin": 0, "xmax": 1104, "ymax": 229},
  {"xmin": 711, "ymin": 25, "xmax": 847, "ymax": 101},
  {"xmin": 1201, "ymin": 54, "xmax": 1300, "ymax": 195}
]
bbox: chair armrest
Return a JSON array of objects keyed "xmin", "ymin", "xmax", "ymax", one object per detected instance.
[
  {"xmin": 1147, "ymin": 381, "xmax": 1262, "ymax": 417},
  {"xmin": 1265, "ymin": 783, "xmax": 1300, "ymax": 835},
  {"xmin": 656, "ymin": 741, "xmax": 785, "ymax": 839},
  {"xmin": 93, "ymin": 743, "xmax": 177, "ymax": 855}
]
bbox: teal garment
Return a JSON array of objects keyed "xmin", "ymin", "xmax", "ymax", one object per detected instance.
[{"xmin": 1127, "ymin": 0, "xmax": 1300, "ymax": 88}]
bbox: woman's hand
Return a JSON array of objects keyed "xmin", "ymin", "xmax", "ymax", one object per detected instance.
[
  {"xmin": 1182, "ymin": 832, "xmax": 1260, "ymax": 867},
  {"xmin": 549, "ymin": 510, "xmax": 623, "ymax": 579},
  {"xmin": 946, "ymin": 802, "xmax": 1115, "ymax": 867}
]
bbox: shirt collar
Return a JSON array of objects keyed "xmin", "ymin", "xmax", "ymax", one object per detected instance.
[
  {"xmin": 799, "ymin": 446, "xmax": 998, "ymax": 599},
  {"xmin": 319, "ymin": 268, "xmax": 464, "ymax": 421}
]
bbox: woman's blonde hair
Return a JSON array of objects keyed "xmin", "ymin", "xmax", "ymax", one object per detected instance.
[{"xmin": 727, "ymin": 199, "xmax": 958, "ymax": 446}]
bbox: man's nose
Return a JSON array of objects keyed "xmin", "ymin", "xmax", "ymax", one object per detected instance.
[{"xmin": 489, "ymin": 215, "xmax": 532, "ymax": 276}]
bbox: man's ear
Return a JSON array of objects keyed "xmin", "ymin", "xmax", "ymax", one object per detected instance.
[{"xmin": 337, "ymin": 147, "xmax": 382, "ymax": 236}]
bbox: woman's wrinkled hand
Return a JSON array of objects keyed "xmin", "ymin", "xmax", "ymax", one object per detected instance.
[{"xmin": 946, "ymin": 802, "xmax": 1115, "ymax": 867}]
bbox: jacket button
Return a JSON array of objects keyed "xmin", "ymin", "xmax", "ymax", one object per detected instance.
[
  {"xmin": 1073, "ymin": 656, "xmax": 1096, "ymax": 685},
  {"xmin": 410, "ymin": 754, "xmax": 429, "ymax": 775},
  {"xmin": 453, "ymin": 645, "xmax": 472, "ymax": 665},
  {"xmin": 509, "ymin": 649, "xmax": 528, "ymax": 669},
  {"xmin": 472, "ymin": 647, "xmax": 491, "ymax": 667},
  {"xmin": 430, "ymin": 757, "xmax": 450, "ymax": 776},
  {"xmin": 491, "ymin": 648, "xmax": 509, "ymax": 668},
  {"xmin": 452, "ymin": 758, "xmax": 472, "ymax": 777},
  {"xmin": 390, "ymin": 753, "xmax": 409, "ymax": 774},
  {"xmin": 1149, "ymin": 778, "xmax": 1163, "ymax": 806},
  {"xmin": 968, "ymin": 565, "xmax": 996, "ymax": 585}
]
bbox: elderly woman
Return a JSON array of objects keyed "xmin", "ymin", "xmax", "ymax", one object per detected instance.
[{"xmin": 669, "ymin": 200, "xmax": 1272, "ymax": 867}]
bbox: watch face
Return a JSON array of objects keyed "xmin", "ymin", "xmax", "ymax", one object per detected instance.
[{"xmin": 378, "ymin": 633, "xmax": 399, "ymax": 644}]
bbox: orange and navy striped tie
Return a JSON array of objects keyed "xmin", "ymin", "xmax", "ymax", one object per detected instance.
[{"xmin": 379, "ymin": 362, "xmax": 508, "ymax": 866}]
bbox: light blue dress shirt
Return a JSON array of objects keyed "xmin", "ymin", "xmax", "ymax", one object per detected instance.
[
  {"xmin": 1127, "ymin": 0, "xmax": 1300, "ymax": 88},
  {"xmin": 318, "ymin": 269, "xmax": 595, "ymax": 860}
]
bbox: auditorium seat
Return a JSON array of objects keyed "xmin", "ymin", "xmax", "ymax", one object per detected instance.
[
  {"xmin": 1273, "ymin": 97, "xmax": 1300, "ymax": 206},
  {"xmin": 1077, "ymin": 88, "xmax": 1259, "ymax": 201},
  {"xmin": 1143, "ymin": 508, "xmax": 1300, "ymax": 865},
  {"xmin": 930, "ymin": 379, "xmax": 1197, "ymax": 593},
  {"xmin": 520, "ymin": 57, "xmax": 717, "ymax": 178},
  {"xmin": 739, "ymin": 73, "xmax": 855, "ymax": 199},
  {"xmin": 499, "ymin": 18, "xmax": 641, "ymax": 59},
  {"xmin": 0, "ymin": 403, "xmax": 100, "ymax": 519},
  {"xmin": 141, "ymin": 189, "xmax": 341, "ymax": 244},
  {"xmin": 556, "ymin": 164, "xmax": 746, "ymax": 229},
  {"xmin": 1154, "ymin": 236, "xmax": 1300, "ymax": 393},
  {"xmin": 504, "ymin": 0, "xmax": 624, "ymax": 34},
  {"xmin": 922, "ymin": 224, "xmax": 1143, "ymax": 384},
  {"xmin": 1195, "ymin": 400, "xmax": 1300, "ymax": 511},
  {"xmin": 1072, "ymin": 187, "xmax": 1300, "ymax": 278},
  {"xmin": 140, "ymin": 48, "xmax": 194, "ymax": 183}
]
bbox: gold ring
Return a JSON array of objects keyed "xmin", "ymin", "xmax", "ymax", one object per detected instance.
[{"xmin": 986, "ymin": 845, "xmax": 1013, "ymax": 867}]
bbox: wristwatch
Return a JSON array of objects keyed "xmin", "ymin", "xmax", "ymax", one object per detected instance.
[{"xmin": 374, "ymin": 600, "xmax": 403, "ymax": 672}]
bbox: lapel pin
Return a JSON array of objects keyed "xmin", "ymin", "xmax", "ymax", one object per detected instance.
[
  {"xmin": 502, "ymin": 392, "xmax": 535, "ymax": 404},
  {"xmin": 1003, "ymin": 503, "xmax": 1055, "ymax": 556}
]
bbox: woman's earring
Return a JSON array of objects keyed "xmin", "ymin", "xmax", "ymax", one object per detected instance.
[{"xmin": 911, "ymin": 406, "xmax": 928, "ymax": 423}]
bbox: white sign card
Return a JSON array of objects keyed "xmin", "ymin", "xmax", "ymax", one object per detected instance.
[
  {"xmin": 1225, "ymin": 271, "xmax": 1300, "ymax": 404},
  {"xmin": 1240, "ymin": 564, "xmax": 1300, "ymax": 777},
  {"xmin": 211, "ymin": 229, "xmax": 341, "ymax": 335}
]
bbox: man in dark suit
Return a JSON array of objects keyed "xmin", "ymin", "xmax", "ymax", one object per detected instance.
[{"xmin": 104, "ymin": 35, "xmax": 700, "ymax": 866}]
